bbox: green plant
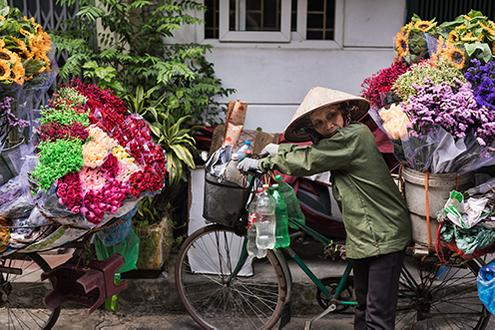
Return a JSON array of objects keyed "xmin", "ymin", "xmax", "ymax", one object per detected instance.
[{"xmin": 55, "ymin": 0, "xmax": 234, "ymax": 124}]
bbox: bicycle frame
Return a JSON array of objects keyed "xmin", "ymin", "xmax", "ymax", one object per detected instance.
[{"xmin": 228, "ymin": 214, "xmax": 357, "ymax": 308}]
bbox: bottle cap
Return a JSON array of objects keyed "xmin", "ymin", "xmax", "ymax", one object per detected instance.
[
  {"xmin": 244, "ymin": 140, "xmax": 252, "ymax": 145},
  {"xmin": 231, "ymin": 153, "xmax": 239, "ymax": 160},
  {"xmin": 275, "ymin": 175, "xmax": 282, "ymax": 182},
  {"xmin": 245, "ymin": 150, "xmax": 253, "ymax": 155}
]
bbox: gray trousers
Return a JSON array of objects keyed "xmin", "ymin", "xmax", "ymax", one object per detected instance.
[{"xmin": 352, "ymin": 251, "xmax": 405, "ymax": 330}]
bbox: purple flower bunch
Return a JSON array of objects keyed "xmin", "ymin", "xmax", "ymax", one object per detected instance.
[
  {"xmin": 403, "ymin": 79, "xmax": 494, "ymax": 146},
  {"xmin": 465, "ymin": 59, "xmax": 495, "ymax": 111}
]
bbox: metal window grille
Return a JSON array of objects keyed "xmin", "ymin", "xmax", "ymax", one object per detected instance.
[
  {"xmin": 204, "ymin": 0, "xmax": 335, "ymax": 40},
  {"xmin": 407, "ymin": 0, "xmax": 495, "ymax": 22},
  {"xmin": 306, "ymin": 0, "xmax": 335, "ymax": 40},
  {"xmin": 7, "ymin": 0, "xmax": 79, "ymax": 32}
]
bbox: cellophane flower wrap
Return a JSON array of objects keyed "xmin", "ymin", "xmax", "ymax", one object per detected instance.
[
  {"xmin": 361, "ymin": 11, "xmax": 495, "ymax": 174},
  {"xmin": 31, "ymin": 79, "xmax": 166, "ymax": 228}
]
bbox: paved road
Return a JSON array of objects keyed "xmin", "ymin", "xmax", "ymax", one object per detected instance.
[{"xmin": 53, "ymin": 309, "xmax": 354, "ymax": 329}]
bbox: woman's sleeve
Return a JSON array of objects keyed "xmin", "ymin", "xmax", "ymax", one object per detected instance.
[{"xmin": 258, "ymin": 129, "xmax": 358, "ymax": 176}]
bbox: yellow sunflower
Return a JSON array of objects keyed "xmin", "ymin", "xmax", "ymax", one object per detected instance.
[
  {"xmin": 19, "ymin": 28, "xmax": 33, "ymax": 38},
  {"xmin": 0, "ymin": 39, "xmax": 4, "ymax": 48},
  {"xmin": 0, "ymin": 16, "xmax": 5, "ymax": 21},
  {"xmin": 395, "ymin": 32, "xmax": 409, "ymax": 57},
  {"xmin": 461, "ymin": 32, "xmax": 478, "ymax": 42},
  {"xmin": 448, "ymin": 30, "xmax": 460, "ymax": 43},
  {"xmin": 443, "ymin": 46, "xmax": 466, "ymax": 69},
  {"xmin": 14, "ymin": 38, "xmax": 33, "ymax": 60},
  {"xmin": 414, "ymin": 20, "xmax": 435, "ymax": 32},
  {"xmin": 0, "ymin": 61, "xmax": 12, "ymax": 81},
  {"xmin": 0, "ymin": 48, "xmax": 15, "ymax": 62},
  {"xmin": 481, "ymin": 22, "xmax": 495, "ymax": 36}
]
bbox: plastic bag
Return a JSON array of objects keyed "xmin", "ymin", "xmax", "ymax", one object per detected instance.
[
  {"xmin": 0, "ymin": 155, "xmax": 38, "ymax": 218},
  {"xmin": 94, "ymin": 227, "xmax": 140, "ymax": 273},
  {"xmin": 205, "ymin": 145, "xmax": 233, "ymax": 180},
  {"xmin": 439, "ymin": 191, "xmax": 491, "ymax": 229},
  {"xmin": 477, "ymin": 259, "xmax": 495, "ymax": 314},
  {"xmin": 96, "ymin": 207, "xmax": 138, "ymax": 246},
  {"xmin": 401, "ymin": 127, "xmax": 495, "ymax": 174}
]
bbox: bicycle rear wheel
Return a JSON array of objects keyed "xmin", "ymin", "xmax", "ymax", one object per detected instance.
[
  {"xmin": 176, "ymin": 224, "xmax": 289, "ymax": 330},
  {"xmin": 0, "ymin": 252, "xmax": 60, "ymax": 329},
  {"xmin": 396, "ymin": 255, "xmax": 490, "ymax": 329}
]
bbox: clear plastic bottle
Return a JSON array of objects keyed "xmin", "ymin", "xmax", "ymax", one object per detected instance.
[
  {"xmin": 270, "ymin": 184, "xmax": 291, "ymax": 248},
  {"xmin": 247, "ymin": 194, "xmax": 267, "ymax": 258},
  {"xmin": 255, "ymin": 185, "xmax": 276, "ymax": 249},
  {"xmin": 275, "ymin": 175, "xmax": 305, "ymax": 227},
  {"xmin": 236, "ymin": 140, "xmax": 253, "ymax": 160}
]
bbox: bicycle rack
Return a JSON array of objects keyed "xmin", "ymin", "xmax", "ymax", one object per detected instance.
[{"xmin": 41, "ymin": 253, "xmax": 127, "ymax": 314}]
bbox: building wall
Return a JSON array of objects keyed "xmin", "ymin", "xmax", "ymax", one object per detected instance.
[{"xmin": 185, "ymin": 0, "xmax": 407, "ymax": 132}]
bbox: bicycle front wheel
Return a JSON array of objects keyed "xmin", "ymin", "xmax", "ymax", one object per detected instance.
[
  {"xmin": 396, "ymin": 255, "xmax": 490, "ymax": 329},
  {"xmin": 176, "ymin": 224, "xmax": 289, "ymax": 330},
  {"xmin": 0, "ymin": 252, "xmax": 61, "ymax": 329}
]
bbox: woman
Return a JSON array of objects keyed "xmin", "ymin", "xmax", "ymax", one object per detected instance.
[{"xmin": 238, "ymin": 87, "xmax": 411, "ymax": 329}]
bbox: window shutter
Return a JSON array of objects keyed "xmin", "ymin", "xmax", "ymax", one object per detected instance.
[{"xmin": 406, "ymin": 0, "xmax": 495, "ymax": 22}]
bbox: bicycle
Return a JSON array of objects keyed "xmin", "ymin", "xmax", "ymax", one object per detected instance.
[
  {"xmin": 175, "ymin": 173, "xmax": 491, "ymax": 329},
  {"xmin": 0, "ymin": 215, "xmax": 130, "ymax": 329}
]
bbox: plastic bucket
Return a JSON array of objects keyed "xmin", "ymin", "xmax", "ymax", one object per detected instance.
[
  {"xmin": 0, "ymin": 140, "xmax": 25, "ymax": 185},
  {"xmin": 402, "ymin": 167, "xmax": 474, "ymax": 246}
]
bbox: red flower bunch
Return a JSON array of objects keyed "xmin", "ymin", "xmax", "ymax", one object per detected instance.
[
  {"xmin": 38, "ymin": 122, "xmax": 89, "ymax": 142},
  {"xmin": 69, "ymin": 78, "xmax": 127, "ymax": 131},
  {"xmin": 361, "ymin": 60, "xmax": 409, "ymax": 108},
  {"xmin": 144, "ymin": 144, "xmax": 166, "ymax": 176},
  {"xmin": 128, "ymin": 166, "xmax": 164, "ymax": 198},
  {"xmin": 100, "ymin": 154, "xmax": 120, "ymax": 178},
  {"xmin": 81, "ymin": 178, "xmax": 128, "ymax": 224},
  {"xmin": 56, "ymin": 172, "xmax": 83, "ymax": 213},
  {"xmin": 112, "ymin": 114, "xmax": 152, "ymax": 146}
]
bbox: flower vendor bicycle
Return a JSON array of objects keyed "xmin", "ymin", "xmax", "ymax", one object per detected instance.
[{"xmin": 175, "ymin": 173, "xmax": 492, "ymax": 330}]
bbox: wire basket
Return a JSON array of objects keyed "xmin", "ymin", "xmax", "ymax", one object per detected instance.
[{"xmin": 203, "ymin": 172, "xmax": 251, "ymax": 227}]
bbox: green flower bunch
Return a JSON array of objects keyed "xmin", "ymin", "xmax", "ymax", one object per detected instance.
[
  {"xmin": 392, "ymin": 59, "xmax": 466, "ymax": 100},
  {"xmin": 32, "ymin": 139, "xmax": 83, "ymax": 190},
  {"xmin": 39, "ymin": 102, "xmax": 89, "ymax": 126},
  {"xmin": 56, "ymin": 87, "xmax": 88, "ymax": 106}
]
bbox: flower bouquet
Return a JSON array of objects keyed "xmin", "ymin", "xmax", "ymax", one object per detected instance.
[
  {"xmin": 361, "ymin": 11, "xmax": 495, "ymax": 250},
  {"xmin": 362, "ymin": 10, "xmax": 495, "ymax": 174},
  {"xmin": 0, "ymin": 80, "xmax": 166, "ymax": 253},
  {"xmin": 0, "ymin": 5, "xmax": 57, "ymax": 184}
]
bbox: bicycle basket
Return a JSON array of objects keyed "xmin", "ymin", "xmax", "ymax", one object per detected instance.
[{"xmin": 203, "ymin": 173, "xmax": 251, "ymax": 227}]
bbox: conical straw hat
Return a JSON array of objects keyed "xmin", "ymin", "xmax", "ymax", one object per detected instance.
[{"xmin": 284, "ymin": 87, "xmax": 370, "ymax": 142}]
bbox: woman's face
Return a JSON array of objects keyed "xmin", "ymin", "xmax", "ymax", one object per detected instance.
[{"xmin": 309, "ymin": 105, "xmax": 345, "ymax": 137}]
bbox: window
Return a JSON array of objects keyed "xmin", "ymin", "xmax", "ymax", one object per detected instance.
[
  {"xmin": 203, "ymin": 0, "xmax": 341, "ymax": 44},
  {"xmin": 406, "ymin": 0, "xmax": 495, "ymax": 22}
]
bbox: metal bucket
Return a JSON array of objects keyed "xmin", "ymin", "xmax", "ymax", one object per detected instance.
[{"xmin": 402, "ymin": 167, "xmax": 474, "ymax": 246}]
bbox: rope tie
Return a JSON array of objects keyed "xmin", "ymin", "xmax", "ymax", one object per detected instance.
[{"xmin": 424, "ymin": 171, "xmax": 432, "ymax": 250}]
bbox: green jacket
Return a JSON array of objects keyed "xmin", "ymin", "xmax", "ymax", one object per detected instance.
[{"xmin": 259, "ymin": 123, "xmax": 411, "ymax": 259}]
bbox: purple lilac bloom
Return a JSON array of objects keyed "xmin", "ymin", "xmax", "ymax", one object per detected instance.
[
  {"xmin": 0, "ymin": 97, "xmax": 29, "ymax": 128},
  {"xmin": 402, "ymin": 79, "xmax": 495, "ymax": 146}
]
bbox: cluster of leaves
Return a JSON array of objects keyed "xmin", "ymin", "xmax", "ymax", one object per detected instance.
[{"xmin": 52, "ymin": 0, "xmax": 235, "ymax": 225}]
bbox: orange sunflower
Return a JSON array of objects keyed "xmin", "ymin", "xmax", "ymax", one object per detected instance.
[
  {"xmin": 448, "ymin": 30, "xmax": 460, "ymax": 43},
  {"xmin": 395, "ymin": 32, "xmax": 409, "ymax": 58},
  {"xmin": 0, "ymin": 61, "xmax": 11, "ymax": 81},
  {"xmin": 443, "ymin": 45, "xmax": 466, "ymax": 70},
  {"xmin": 414, "ymin": 20, "xmax": 435, "ymax": 33}
]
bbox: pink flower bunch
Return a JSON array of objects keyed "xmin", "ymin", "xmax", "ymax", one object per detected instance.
[
  {"xmin": 56, "ymin": 173, "xmax": 83, "ymax": 213},
  {"xmin": 112, "ymin": 114, "xmax": 152, "ymax": 146},
  {"xmin": 80, "ymin": 178, "xmax": 128, "ymax": 224},
  {"xmin": 38, "ymin": 122, "xmax": 89, "ymax": 142}
]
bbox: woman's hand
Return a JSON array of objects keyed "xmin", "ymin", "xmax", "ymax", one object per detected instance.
[
  {"xmin": 260, "ymin": 143, "xmax": 279, "ymax": 156},
  {"xmin": 237, "ymin": 158, "xmax": 260, "ymax": 172}
]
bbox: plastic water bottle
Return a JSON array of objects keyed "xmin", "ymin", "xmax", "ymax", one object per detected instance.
[
  {"xmin": 247, "ymin": 194, "xmax": 267, "ymax": 258},
  {"xmin": 270, "ymin": 184, "xmax": 291, "ymax": 248},
  {"xmin": 236, "ymin": 140, "xmax": 253, "ymax": 160},
  {"xmin": 255, "ymin": 185, "xmax": 276, "ymax": 249},
  {"xmin": 104, "ymin": 273, "xmax": 121, "ymax": 312},
  {"xmin": 275, "ymin": 175, "xmax": 305, "ymax": 227}
]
